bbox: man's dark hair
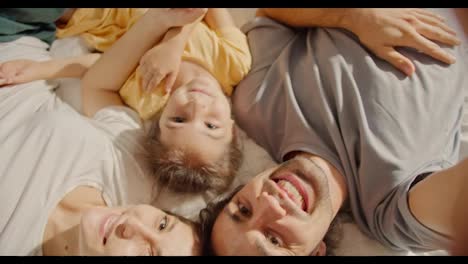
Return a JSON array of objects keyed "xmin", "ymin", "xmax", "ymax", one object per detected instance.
[{"xmin": 198, "ymin": 184, "xmax": 244, "ymax": 255}]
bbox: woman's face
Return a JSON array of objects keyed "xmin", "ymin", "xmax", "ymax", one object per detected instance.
[{"xmin": 79, "ymin": 204, "xmax": 200, "ymax": 256}]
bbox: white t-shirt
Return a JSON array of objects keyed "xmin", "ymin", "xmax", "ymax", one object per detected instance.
[{"xmin": 0, "ymin": 37, "xmax": 153, "ymax": 256}]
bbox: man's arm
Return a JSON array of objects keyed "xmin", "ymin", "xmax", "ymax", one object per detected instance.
[
  {"xmin": 408, "ymin": 158, "xmax": 468, "ymax": 245},
  {"xmin": 451, "ymin": 166, "xmax": 468, "ymax": 255},
  {"xmin": 257, "ymin": 8, "xmax": 350, "ymax": 29},
  {"xmin": 257, "ymin": 8, "xmax": 461, "ymax": 76}
]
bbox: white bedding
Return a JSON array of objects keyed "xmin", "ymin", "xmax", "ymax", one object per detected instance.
[{"xmin": 46, "ymin": 8, "xmax": 468, "ymax": 256}]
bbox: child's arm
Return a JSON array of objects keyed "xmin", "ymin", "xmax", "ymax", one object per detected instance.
[
  {"xmin": 138, "ymin": 15, "xmax": 204, "ymax": 92},
  {"xmin": 203, "ymin": 8, "xmax": 236, "ymax": 30},
  {"xmin": 138, "ymin": 8, "xmax": 239, "ymax": 93},
  {"xmin": 81, "ymin": 8, "xmax": 207, "ymax": 117},
  {"xmin": 0, "ymin": 53, "xmax": 100, "ymax": 87}
]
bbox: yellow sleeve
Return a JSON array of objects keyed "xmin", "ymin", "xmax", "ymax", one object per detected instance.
[
  {"xmin": 58, "ymin": 13, "xmax": 251, "ymax": 121},
  {"xmin": 182, "ymin": 23, "xmax": 252, "ymax": 96},
  {"xmin": 56, "ymin": 8, "xmax": 147, "ymax": 52},
  {"xmin": 118, "ymin": 68, "xmax": 169, "ymax": 121},
  {"xmin": 120, "ymin": 23, "xmax": 253, "ymax": 121}
]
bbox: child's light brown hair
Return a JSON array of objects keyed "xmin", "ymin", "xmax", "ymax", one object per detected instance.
[{"xmin": 143, "ymin": 111, "xmax": 243, "ymax": 194}]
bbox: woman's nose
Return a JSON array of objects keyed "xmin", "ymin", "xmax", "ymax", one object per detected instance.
[
  {"xmin": 115, "ymin": 221, "xmax": 135, "ymax": 240},
  {"xmin": 115, "ymin": 217, "xmax": 152, "ymax": 240}
]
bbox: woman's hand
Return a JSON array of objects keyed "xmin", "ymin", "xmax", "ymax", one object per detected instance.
[
  {"xmin": 0, "ymin": 59, "xmax": 44, "ymax": 87},
  {"xmin": 138, "ymin": 39, "xmax": 184, "ymax": 93},
  {"xmin": 345, "ymin": 8, "xmax": 461, "ymax": 76}
]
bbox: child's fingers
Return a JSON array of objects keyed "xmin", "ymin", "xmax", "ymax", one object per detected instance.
[
  {"xmin": 165, "ymin": 73, "xmax": 177, "ymax": 93},
  {"xmin": 147, "ymin": 73, "xmax": 165, "ymax": 92}
]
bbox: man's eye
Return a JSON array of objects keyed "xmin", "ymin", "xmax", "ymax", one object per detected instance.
[
  {"xmin": 205, "ymin": 122, "xmax": 218, "ymax": 129},
  {"xmin": 266, "ymin": 233, "xmax": 282, "ymax": 247},
  {"xmin": 172, "ymin": 117, "xmax": 185, "ymax": 123},
  {"xmin": 158, "ymin": 216, "xmax": 168, "ymax": 231},
  {"xmin": 238, "ymin": 202, "xmax": 251, "ymax": 217}
]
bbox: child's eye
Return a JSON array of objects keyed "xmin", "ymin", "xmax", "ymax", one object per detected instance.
[
  {"xmin": 206, "ymin": 122, "xmax": 218, "ymax": 129},
  {"xmin": 172, "ymin": 117, "xmax": 185, "ymax": 123}
]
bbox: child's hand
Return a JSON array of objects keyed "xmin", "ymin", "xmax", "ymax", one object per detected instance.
[
  {"xmin": 146, "ymin": 8, "xmax": 207, "ymax": 28},
  {"xmin": 0, "ymin": 59, "xmax": 43, "ymax": 87},
  {"xmin": 139, "ymin": 40, "xmax": 183, "ymax": 93}
]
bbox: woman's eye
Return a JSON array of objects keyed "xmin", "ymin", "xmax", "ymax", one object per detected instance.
[
  {"xmin": 172, "ymin": 117, "xmax": 185, "ymax": 123},
  {"xmin": 266, "ymin": 233, "xmax": 282, "ymax": 247},
  {"xmin": 206, "ymin": 122, "xmax": 218, "ymax": 129},
  {"xmin": 158, "ymin": 216, "xmax": 168, "ymax": 231},
  {"xmin": 238, "ymin": 202, "xmax": 251, "ymax": 216}
]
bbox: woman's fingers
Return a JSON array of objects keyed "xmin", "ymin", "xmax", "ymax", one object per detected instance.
[
  {"xmin": 147, "ymin": 72, "xmax": 165, "ymax": 92},
  {"xmin": 139, "ymin": 65, "xmax": 152, "ymax": 91},
  {"xmin": 164, "ymin": 72, "xmax": 177, "ymax": 93}
]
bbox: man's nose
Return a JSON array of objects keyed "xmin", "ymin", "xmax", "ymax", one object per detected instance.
[{"xmin": 252, "ymin": 192, "xmax": 286, "ymax": 227}]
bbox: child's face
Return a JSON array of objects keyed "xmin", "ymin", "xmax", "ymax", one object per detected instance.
[{"xmin": 159, "ymin": 76, "xmax": 234, "ymax": 164}]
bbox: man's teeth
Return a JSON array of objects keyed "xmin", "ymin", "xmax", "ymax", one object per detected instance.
[{"xmin": 278, "ymin": 180, "xmax": 304, "ymax": 207}]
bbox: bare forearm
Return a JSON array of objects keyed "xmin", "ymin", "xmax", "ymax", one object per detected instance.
[
  {"xmin": 259, "ymin": 8, "xmax": 352, "ymax": 29},
  {"xmin": 38, "ymin": 53, "xmax": 100, "ymax": 80},
  {"xmin": 409, "ymin": 158, "xmax": 468, "ymax": 241},
  {"xmin": 451, "ymin": 158, "xmax": 468, "ymax": 255},
  {"xmin": 81, "ymin": 13, "xmax": 171, "ymax": 93},
  {"xmin": 204, "ymin": 8, "xmax": 235, "ymax": 29},
  {"xmin": 160, "ymin": 17, "xmax": 201, "ymax": 50}
]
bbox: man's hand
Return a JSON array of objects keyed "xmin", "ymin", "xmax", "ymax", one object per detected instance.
[
  {"xmin": 0, "ymin": 59, "xmax": 44, "ymax": 87},
  {"xmin": 345, "ymin": 8, "xmax": 461, "ymax": 76},
  {"xmin": 138, "ymin": 40, "xmax": 183, "ymax": 93}
]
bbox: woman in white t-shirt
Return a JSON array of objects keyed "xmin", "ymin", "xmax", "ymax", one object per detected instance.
[
  {"xmin": 0, "ymin": 9, "xmax": 206, "ymax": 256},
  {"xmin": 0, "ymin": 57, "xmax": 202, "ymax": 257}
]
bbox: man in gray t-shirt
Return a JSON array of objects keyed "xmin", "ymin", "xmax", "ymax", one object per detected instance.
[{"xmin": 203, "ymin": 8, "xmax": 468, "ymax": 256}]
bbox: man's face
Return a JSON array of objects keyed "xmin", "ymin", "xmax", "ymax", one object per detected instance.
[
  {"xmin": 211, "ymin": 156, "xmax": 334, "ymax": 255},
  {"xmin": 79, "ymin": 204, "xmax": 200, "ymax": 256}
]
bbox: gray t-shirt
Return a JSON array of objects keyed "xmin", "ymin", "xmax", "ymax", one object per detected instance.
[{"xmin": 233, "ymin": 15, "xmax": 467, "ymax": 252}]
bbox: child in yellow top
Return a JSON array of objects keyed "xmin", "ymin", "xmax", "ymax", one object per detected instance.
[
  {"xmin": 0, "ymin": 8, "xmax": 250, "ymax": 195},
  {"xmin": 56, "ymin": 8, "xmax": 251, "ymax": 120}
]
